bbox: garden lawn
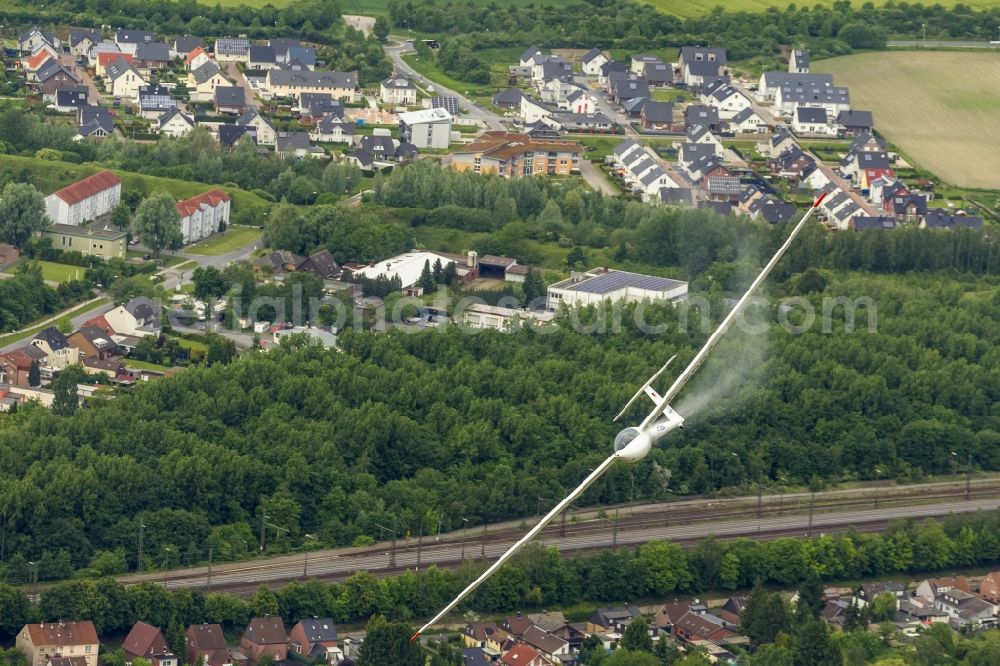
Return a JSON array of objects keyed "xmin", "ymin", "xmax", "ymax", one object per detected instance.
[
  {"xmin": 3, "ymin": 260, "xmax": 86, "ymax": 283},
  {"xmin": 184, "ymin": 227, "xmax": 263, "ymax": 256}
]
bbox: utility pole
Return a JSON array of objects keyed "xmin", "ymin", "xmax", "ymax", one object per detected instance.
[
  {"xmin": 137, "ymin": 523, "xmax": 145, "ymax": 572},
  {"xmin": 756, "ymin": 481, "xmax": 763, "ymax": 519},
  {"xmin": 435, "ymin": 513, "xmax": 444, "ymax": 542},
  {"xmin": 416, "ymin": 523, "xmax": 423, "ymax": 571},
  {"xmin": 260, "ymin": 512, "xmax": 268, "ymax": 555},
  {"xmin": 481, "ymin": 525, "xmax": 486, "ymax": 558},
  {"xmin": 460, "ymin": 518, "xmax": 469, "ymax": 561},
  {"xmin": 966, "ymin": 453, "xmax": 972, "ymax": 501},
  {"xmin": 807, "ymin": 490, "xmax": 815, "ymax": 537},
  {"xmin": 303, "ymin": 533, "xmax": 317, "ymax": 578},
  {"xmin": 612, "ymin": 508, "xmax": 619, "ymax": 551},
  {"xmin": 206, "ymin": 544, "xmax": 213, "ymax": 590},
  {"xmin": 392, "ymin": 514, "xmax": 398, "ymax": 568}
]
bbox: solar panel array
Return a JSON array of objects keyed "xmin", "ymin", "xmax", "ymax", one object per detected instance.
[
  {"xmin": 567, "ymin": 270, "xmax": 686, "ymax": 295},
  {"xmin": 432, "ymin": 97, "xmax": 459, "ymax": 114}
]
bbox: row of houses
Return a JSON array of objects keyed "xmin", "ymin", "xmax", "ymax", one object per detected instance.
[{"xmin": 14, "ymin": 617, "xmax": 351, "ymax": 666}]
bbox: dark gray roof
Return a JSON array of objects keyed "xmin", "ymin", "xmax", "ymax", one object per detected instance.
[
  {"xmin": 56, "ymin": 86, "xmax": 90, "ymax": 108},
  {"xmin": 286, "ymin": 47, "xmax": 316, "ymax": 67},
  {"xmin": 686, "ymin": 60, "xmax": 724, "ymax": 77},
  {"xmin": 269, "ymin": 38, "xmax": 301, "ymax": 53},
  {"xmin": 837, "ymin": 110, "xmax": 873, "ymax": 129},
  {"xmin": 138, "ymin": 85, "xmax": 174, "ymax": 111},
  {"xmin": 192, "ymin": 61, "xmax": 222, "ymax": 84},
  {"xmin": 611, "ymin": 76, "xmax": 649, "ymax": 100},
  {"xmin": 295, "ymin": 619, "xmax": 337, "ymax": 643},
  {"xmin": 382, "ymin": 76, "xmax": 415, "ymax": 90},
  {"xmin": 36, "ymin": 60, "xmax": 77, "ymax": 84},
  {"xmin": 317, "ymin": 116, "xmax": 355, "ymax": 134},
  {"xmin": 33, "ymin": 326, "xmax": 69, "ymax": 351},
  {"xmin": 857, "ymin": 150, "xmax": 891, "ymax": 169},
  {"xmin": 276, "ymin": 132, "xmax": 313, "ymax": 152},
  {"xmin": 566, "ymin": 270, "xmax": 685, "ymax": 295},
  {"xmin": 660, "ymin": 187, "xmax": 693, "ymax": 205},
  {"xmin": 249, "ymin": 45, "xmax": 276, "ymax": 64},
  {"xmin": 346, "ymin": 148, "xmax": 374, "ymax": 168},
  {"xmin": 135, "ymin": 42, "xmax": 170, "ymax": 62},
  {"xmin": 158, "ymin": 107, "xmax": 193, "ymax": 128},
  {"xmin": 581, "ymin": 48, "xmax": 604, "ymax": 64},
  {"xmin": 78, "ymin": 105, "xmax": 114, "ymax": 136},
  {"xmin": 640, "ymin": 168, "xmax": 667, "ymax": 186},
  {"xmin": 796, "ymin": 107, "xmax": 827, "ymax": 124},
  {"xmin": 680, "ymin": 46, "xmax": 728, "ymax": 66},
  {"xmin": 218, "ymin": 125, "xmax": 251, "ymax": 147},
  {"xmin": 853, "ymin": 216, "xmax": 896, "ymax": 231},
  {"xmin": 237, "ymin": 108, "xmax": 274, "ymax": 130},
  {"xmin": 214, "ymin": 86, "xmax": 246, "ymax": 108},
  {"xmin": 70, "ymin": 29, "xmax": 102, "ymax": 48},
  {"xmin": 761, "ymin": 72, "xmax": 833, "ymax": 89},
  {"xmin": 116, "ymin": 29, "xmax": 155, "ymax": 44},
  {"xmin": 701, "ymin": 200, "xmax": 735, "ymax": 216},
  {"xmin": 731, "ymin": 107, "xmax": 759, "ymax": 124},
  {"xmin": 924, "ymin": 210, "xmax": 983, "ymax": 229},
  {"xmin": 622, "ymin": 96, "xmax": 647, "ymax": 116},
  {"xmin": 644, "ymin": 61, "xmax": 673, "ymax": 83},
  {"xmin": 791, "ymin": 49, "xmax": 810, "ymax": 68},
  {"xmin": 125, "ymin": 296, "xmax": 158, "ymax": 320},
  {"xmin": 173, "ymin": 36, "xmax": 205, "ymax": 54},
  {"xmin": 779, "ymin": 85, "xmax": 850, "ymax": 104},
  {"xmin": 268, "ymin": 70, "xmax": 356, "ymax": 89},
  {"xmin": 105, "ymin": 57, "xmax": 136, "ymax": 81},
  {"xmin": 758, "ymin": 197, "xmax": 797, "ymax": 224},
  {"xmin": 461, "ymin": 648, "xmax": 491, "ymax": 666},
  {"xmin": 359, "ymin": 134, "xmax": 396, "ymax": 155},
  {"xmin": 520, "ymin": 45, "xmax": 542, "ymax": 62},
  {"xmin": 684, "ymin": 104, "xmax": 719, "ymax": 126},
  {"xmin": 600, "ymin": 60, "xmax": 629, "ymax": 76},
  {"xmin": 642, "ymin": 100, "xmax": 673, "ymax": 123}
]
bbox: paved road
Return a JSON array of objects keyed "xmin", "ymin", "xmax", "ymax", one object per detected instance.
[
  {"xmin": 578, "ymin": 158, "xmax": 618, "ymax": 195},
  {"xmin": 60, "ymin": 53, "xmax": 101, "ymax": 105},
  {"xmin": 384, "ymin": 40, "xmax": 504, "ymax": 131},
  {"xmin": 118, "ymin": 491, "xmax": 1000, "ymax": 592},
  {"xmin": 888, "ymin": 40, "xmax": 1000, "ymax": 49},
  {"xmin": 176, "ymin": 233, "xmax": 263, "ymax": 272}
]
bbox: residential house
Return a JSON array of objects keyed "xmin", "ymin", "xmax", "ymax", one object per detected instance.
[
  {"xmin": 68, "ymin": 325, "xmax": 118, "ymax": 361},
  {"xmin": 73, "ymin": 101, "xmax": 112, "ymax": 135},
  {"xmin": 837, "ymin": 110, "xmax": 873, "ymax": 135},
  {"xmin": 532, "ymin": 57, "xmax": 572, "ymax": 84},
  {"xmin": 297, "ymin": 250, "xmax": 342, "ymax": 280},
  {"xmin": 550, "ymin": 111, "xmax": 613, "ymax": 132},
  {"xmin": 922, "ymin": 209, "xmax": 983, "ymax": 230},
  {"xmin": 214, "ymin": 86, "xmax": 247, "ymax": 114},
  {"xmin": 641, "ymin": 101, "xmax": 673, "ymax": 130},
  {"xmin": 774, "ymin": 84, "xmax": 850, "ymax": 118},
  {"xmin": 269, "ymin": 39, "xmax": 302, "ymax": 65},
  {"xmin": 754, "ymin": 196, "xmax": 797, "ymax": 224},
  {"xmin": 852, "ymin": 216, "xmax": 897, "ymax": 231},
  {"xmin": 133, "ymin": 42, "xmax": 171, "ymax": 71},
  {"xmin": 499, "ymin": 644, "xmax": 543, "ymax": 666},
  {"xmin": 718, "ymin": 597, "xmax": 748, "ymax": 626},
  {"xmin": 792, "ymin": 106, "xmax": 836, "ymax": 136},
  {"xmin": 491, "ymin": 88, "xmax": 524, "ymax": 111},
  {"xmin": 275, "ymin": 132, "xmax": 327, "ymax": 159},
  {"xmin": 654, "ymin": 601, "xmax": 695, "ymax": 636},
  {"xmin": 310, "ymin": 115, "xmax": 355, "ymax": 144},
  {"xmin": 215, "ymin": 38, "xmax": 250, "ymax": 63},
  {"xmin": 934, "ymin": 589, "xmax": 998, "ymax": 629},
  {"xmin": 218, "ymin": 125, "xmax": 252, "ymax": 148},
  {"xmin": 398, "ymin": 107, "xmax": 452, "ymax": 149},
  {"xmin": 189, "ymin": 61, "xmax": 230, "ymax": 101},
  {"xmin": 519, "ymin": 95, "xmax": 556, "ymax": 124},
  {"xmin": 462, "ymin": 622, "xmax": 503, "ymax": 652},
  {"xmin": 702, "ymin": 79, "xmax": 752, "ymax": 120},
  {"xmin": 184, "ymin": 47, "xmax": 211, "ymax": 72},
  {"xmin": 172, "ymin": 35, "xmax": 205, "ymax": 59},
  {"xmin": 157, "ymin": 107, "xmax": 195, "ymax": 138},
  {"xmin": 248, "ymin": 45, "xmax": 277, "ymax": 71},
  {"xmin": 237, "ymin": 108, "xmax": 277, "ymax": 145},
  {"xmin": 559, "ymin": 90, "xmax": 597, "ymax": 115},
  {"xmin": 581, "ymin": 47, "xmax": 609, "ymax": 75},
  {"xmin": 44, "ymin": 170, "xmax": 122, "ymax": 226},
  {"xmin": 186, "ymin": 625, "xmax": 231, "ymax": 666},
  {"xmin": 18, "ymin": 28, "xmax": 59, "ymax": 54},
  {"xmin": 94, "ymin": 50, "xmax": 130, "ymax": 77},
  {"xmin": 264, "ymin": 70, "xmax": 357, "ymax": 102},
  {"xmin": 89, "ymin": 41, "xmax": 123, "ymax": 68},
  {"xmin": 772, "ymin": 146, "xmax": 815, "ymax": 180},
  {"xmin": 756, "ymin": 72, "xmax": 833, "ymax": 102},
  {"xmin": 106, "ymin": 57, "xmax": 147, "ymax": 98},
  {"xmin": 672, "ymin": 611, "xmax": 735, "ymax": 644},
  {"xmin": 240, "ymin": 618, "xmax": 287, "ymax": 666},
  {"xmin": 598, "ymin": 60, "xmax": 629, "ymax": 85},
  {"xmin": 17, "ymin": 622, "xmax": 99, "ymax": 666},
  {"xmin": 686, "ymin": 123, "xmax": 725, "ymax": 158},
  {"xmin": 642, "ymin": 60, "xmax": 673, "ymax": 87},
  {"xmin": 460, "ymin": 648, "xmax": 491, "ymax": 666},
  {"xmin": 679, "ymin": 46, "xmax": 727, "ymax": 87},
  {"xmin": 136, "ymin": 84, "xmax": 175, "ymax": 120},
  {"xmin": 287, "ymin": 619, "xmax": 337, "ymax": 662},
  {"xmin": 756, "ymin": 127, "xmax": 797, "ymax": 157},
  {"xmin": 519, "ymin": 626, "xmax": 569, "ymax": 662},
  {"xmin": 24, "ymin": 50, "xmax": 57, "ymax": 83},
  {"xmin": 285, "ymin": 46, "xmax": 317, "ymax": 70},
  {"xmin": 0, "ymin": 346, "xmax": 48, "ymax": 388},
  {"xmin": 730, "ymin": 106, "xmax": 766, "ymax": 133},
  {"xmin": 380, "ymin": 76, "xmax": 417, "ymax": 105},
  {"xmin": 450, "ymin": 132, "xmax": 580, "ymax": 178},
  {"xmin": 608, "ymin": 71, "xmax": 649, "ymax": 104},
  {"xmin": 123, "ymin": 622, "xmax": 176, "ymax": 666},
  {"xmin": 37, "ymin": 62, "xmax": 81, "ymax": 101},
  {"xmin": 298, "ymin": 93, "xmax": 343, "ymax": 120},
  {"xmin": 55, "ymin": 86, "xmax": 90, "ymax": 113},
  {"xmin": 683, "ymin": 104, "xmax": 721, "ymax": 131},
  {"xmin": 176, "ymin": 189, "xmax": 231, "ymax": 244},
  {"xmin": 115, "ymin": 29, "xmax": 156, "ymax": 56},
  {"xmin": 587, "ymin": 606, "xmax": 643, "ymax": 633},
  {"xmin": 255, "ymin": 250, "xmax": 306, "ymax": 275},
  {"xmin": 660, "ymin": 186, "xmax": 694, "ymax": 206},
  {"xmin": 789, "ymin": 48, "xmax": 810, "ymax": 73},
  {"xmin": 41, "ymin": 223, "xmax": 127, "ymax": 260},
  {"xmin": 343, "ymin": 149, "xmax": 374, "ymax": 170},
  {"xmin": 104, "ymin": 297, "xmax": 160, "ymax": 338},
  {"xmin": 704, "ymin": 163, "xmax": 741, "ymax": 200}
]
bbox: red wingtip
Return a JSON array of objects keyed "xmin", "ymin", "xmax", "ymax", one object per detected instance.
[
  {"xmin": 409, "ymin": 632, "xmax": 421, "ymax": 642},
  {"xmin": 812, "ymin": 191, "xmax": 828, "ymax": 208}
]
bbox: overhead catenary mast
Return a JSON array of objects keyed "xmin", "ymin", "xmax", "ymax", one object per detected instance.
[{"xmin": 411, "ymin": 191, "xmax": 829, "ymax": 640}]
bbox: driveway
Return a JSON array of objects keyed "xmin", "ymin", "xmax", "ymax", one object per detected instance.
[
  {"xmin": 225, "ymin": 62, "xmax": 259, "ymax": 109},
  {"xmin": 384, "ymin": 40, "xmax": 504, "ymax": 131},
  {"xmin": 578, "ymin": 159, "xmax": 617, "ymax": 195},
  {"xmin": 60, "ymin": 53, "xmax": 101, "ymax": 104}
]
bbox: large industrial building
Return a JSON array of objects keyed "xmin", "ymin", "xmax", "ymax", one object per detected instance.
[{"xmin": 546, "ymin": 268, "xmax": 688, "ymax": 310}]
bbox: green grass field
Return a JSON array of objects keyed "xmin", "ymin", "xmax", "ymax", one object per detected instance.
[
  {"xmin": 820, "ymin": 51, "xmax": 1000, "ymax": 189},
  {"xmin": 184, "ymin": 227, "xmax": 263, "ymax": 256},
  {"xmin": 3, "ymin": 260, "xmax": 87, "ymax": 283},
  {"xmin": 0, "ymin": 298, "xmax": 110, "ymax": 347},
  {"xmin": 206, "ymin": 0, "xmax": 577, "ymax": 11}
]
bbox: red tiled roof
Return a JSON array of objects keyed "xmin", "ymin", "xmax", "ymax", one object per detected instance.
[
  {"xmin": 51, "ymin": 171, "xmax": 123, "ymax": 205},
  {"xmin": 184, "ymin": 47, "xmax": 207, "ymax": 64},
  {"xmin": 176, "ymin": 189, "xmax": 231, "ymax": 217},
  {"xmin": 123, "ymin": 622, "xmax": 165, "ymax": 658},
  {"xmin": 98, "ymin": 51, "xmax": 132, "ymax": 68},
  {"xmin": 27, "ymin": 50, "xmax": 54, "ymax": 70},
  {"xmin": 25, "ymin": 622, "xmax": 99, "ymax": 647},
  {"xmin": 501, "ymin": 644, "xmax": 539, "ymax": 665},
  {"xmin": 187, "ymin": 624, "xmax": 228, "ymax": 650},
  {"xmin": 83, "ymin": 313, "xmax": 116, "ymax": 335},
  {"xmin": 243, "ymin": 617, "xmax": 286, "ymax": 645}
]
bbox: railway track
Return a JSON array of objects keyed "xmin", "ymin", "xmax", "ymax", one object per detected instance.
[{"xmin": 121, "ymin": 484, "xmax": 1000, "ymax": 595}]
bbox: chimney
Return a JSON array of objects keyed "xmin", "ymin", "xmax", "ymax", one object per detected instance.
[
  {"xmin": 467, "ymin": 250, "xmax": 477, "ymax": 268},
  {"xmin": 369, "ymin": 260, "xmax": 375, "ymax": 267}
]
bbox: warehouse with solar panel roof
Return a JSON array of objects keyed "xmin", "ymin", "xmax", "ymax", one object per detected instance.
[{"xmin": 545, "ymin": 267, "xmax": 688, "ymax": 310}]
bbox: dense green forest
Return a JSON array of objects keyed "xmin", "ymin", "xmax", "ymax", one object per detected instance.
[
  {"xmin": 0, "ymin": 265, "xmax": 91, "ymax": 332},
  {"xmin": 1, "ymin": 512, "xmax": 1000, "ymax": 665},
  {"xmin": 0, "ymin": 257, "xmax": 998, "ymax": 575}
]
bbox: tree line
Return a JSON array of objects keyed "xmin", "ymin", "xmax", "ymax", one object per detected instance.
[{"xmin": 0, "ymin": 265, "xmax": 91, "ymax": 333}]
